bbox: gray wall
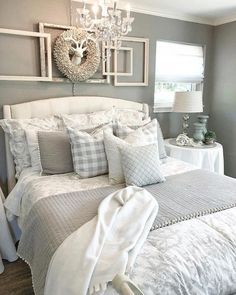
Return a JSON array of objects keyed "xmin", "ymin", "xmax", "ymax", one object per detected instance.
[
  {"xmin": 209, "ymin": 21, "xmax": 236, "ymax": 178},
  {"xmin": 0, "ymin": 0, "xmax": 214, "ymax": 194}
]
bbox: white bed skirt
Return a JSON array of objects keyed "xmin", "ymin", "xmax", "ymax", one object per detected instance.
[{"xmin": 0, "ymin": 190, "xmax": 18, "ymax": 273}]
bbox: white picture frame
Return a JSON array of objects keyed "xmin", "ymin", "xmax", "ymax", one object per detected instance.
[
  {"xmin": 102, "ymin": 46, "xmax": 133, "ymax": 76},
  {"xmin": 114, "ymin": 37, "xmax": 149, "ymax": 87},
  {"xmin": 0, "ymin": 28, "xmax": 52, "ymax": 81}
]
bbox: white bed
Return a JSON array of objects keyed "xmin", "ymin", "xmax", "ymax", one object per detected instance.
[
  {"xmin": 3, "ymin": 95, "xmax": 149, "ymax": 240},
  {"xmin": 3, "ymin": 96, "xmax": 236, "ymax": 295}
]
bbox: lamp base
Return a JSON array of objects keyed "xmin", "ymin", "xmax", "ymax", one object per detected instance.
[{"xmin": 182, "ymin": 113, "xmax": 190, "ymax": 135}]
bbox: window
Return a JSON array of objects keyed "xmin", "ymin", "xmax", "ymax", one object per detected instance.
[{"xmin": 154, "ymin": 41, "xmax": 205, "ymax": 112}]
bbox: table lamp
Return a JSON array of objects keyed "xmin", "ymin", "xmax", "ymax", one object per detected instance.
[{"xmin": 172, "ymin": 91, "xmax": 203, "ymax": 136}]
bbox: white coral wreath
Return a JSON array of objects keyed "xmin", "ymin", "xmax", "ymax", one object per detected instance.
[{"xmin": 54, "ymin": 28, "xmax": 100, "ymax": 82}]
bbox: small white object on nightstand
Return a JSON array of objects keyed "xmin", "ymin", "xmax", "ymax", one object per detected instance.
[
  {"xmin": 0, "ymin": 188, "xmax": 18, "ymax": 274},
  {"xmin": 164, "ymin": 138, "xmax": 224, "ymax": 175}
]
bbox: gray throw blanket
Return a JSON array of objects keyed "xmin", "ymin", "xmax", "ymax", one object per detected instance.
[{"xmin": 17, "ymin": 170, "xmax": 236, "ymax": 295}]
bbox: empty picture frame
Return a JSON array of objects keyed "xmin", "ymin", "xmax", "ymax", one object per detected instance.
[
  {"xmin": 39, "ymin": 22, "xmax": 110, "ymax": 84},
  {"xmin": 0, "ymin": 28, "xmax": 52, "ymax": 81},
  {"xmin": 114, "ymin": 37, "xmax": 149, "ymax": 86},
  {"xmin": 102, "ymin": 46, "xmax": 133, "ymax": 76}
]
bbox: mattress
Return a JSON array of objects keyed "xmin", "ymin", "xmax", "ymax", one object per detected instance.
[{"xmin": 5, "ymin": 157, "xmax": 196, "ymax": 227}]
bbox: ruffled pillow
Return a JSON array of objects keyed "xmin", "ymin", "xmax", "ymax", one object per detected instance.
[
  {"xmin": 113, "ymin": 108, "xmax": 146, "ymax": 125},
  {"xmin": 0, "ymin": 117, "xmax": 60, "ymax": 178},
  {"xmin": 59, "ymin": 109, "xmax": 115, "ymax": 129},
  {"xmin": 59, "ymin": 107, "xmax": 148, "ymax": 129}
]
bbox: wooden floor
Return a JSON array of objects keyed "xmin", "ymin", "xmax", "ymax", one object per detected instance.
[{"xmin": 0, "ymin": 259, "xmax": 34, "ymax": 295}]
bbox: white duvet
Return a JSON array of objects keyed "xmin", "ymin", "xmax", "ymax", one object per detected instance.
[{"xmin": 103, "ymin": 206, "xmax": 236, "ymax": 295}]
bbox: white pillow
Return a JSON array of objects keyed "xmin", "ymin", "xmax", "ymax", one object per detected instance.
[
  {"xmin": 113, "ymin": 108, "xmax": 146, "ymax": 125},
  {"xmin": 0, "ymin": 117, "xmax": 59, "ymax": 177},
  {"xmin": 60, "ymin": 108, "xmax": 115, "ymax": 129},
  {"xmin": 115, "ymin": 118, "xmax": 167, "ymax": 160},
  {"xmin": 118, "ymin": 119, "xmax": 158, "ymax": 144},
  {"xmin": 104, "ymin": 120, "xmax": 158, "ymax": 184},
  {"xmin": 60, "ymin": 108, "xmax": 148, "ymax": 129}
]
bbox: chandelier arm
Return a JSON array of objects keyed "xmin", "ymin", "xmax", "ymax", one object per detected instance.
[{"xmin": 77, "ymin": 0, "xmax": 134, "ymax": 54}]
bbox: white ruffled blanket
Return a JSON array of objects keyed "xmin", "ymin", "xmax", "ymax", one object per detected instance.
[{"xmin": 44, "ymin": 186, "xmax": 158, "ymax": 295}]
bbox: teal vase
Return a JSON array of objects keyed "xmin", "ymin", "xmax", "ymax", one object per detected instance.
[
  {"xmin": 193, "ymin": 122, "xmax": 205, "ymax": 142},
  {"xmin": 198, "ymin": 115, "xmax": 209, "ymax": 135}
]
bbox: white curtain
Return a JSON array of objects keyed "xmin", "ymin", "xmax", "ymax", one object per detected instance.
[
  {"xmin": 154, "ymin": 41, "xmax": 204, "ymax": 112},
  {"xmin": 155, "ymin": 41, "xmax": 204, "ymax": 82}
]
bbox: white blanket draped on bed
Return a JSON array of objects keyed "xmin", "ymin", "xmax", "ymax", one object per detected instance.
[{"xmin": 44, "ymin": 186, "xmax": 158, "ymax": 295}]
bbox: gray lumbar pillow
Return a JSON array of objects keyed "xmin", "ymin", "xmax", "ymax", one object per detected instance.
[
  {"xmin": 119, "ymin": 143, "xmax": 166, "ymax": 187},
  {"xmin": 38, "ymin": 131, "xmax": 74, "ymax": 174}
]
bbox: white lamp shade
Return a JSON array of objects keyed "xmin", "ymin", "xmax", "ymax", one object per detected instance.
[{"xmin": 172, "ymin": 91, "xmax": 203, "ymax": 113}]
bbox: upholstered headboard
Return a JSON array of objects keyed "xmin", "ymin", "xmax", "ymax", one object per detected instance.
[{"xmin": 3, "ymin": 96, "xmax": 149, "ymax": 192}]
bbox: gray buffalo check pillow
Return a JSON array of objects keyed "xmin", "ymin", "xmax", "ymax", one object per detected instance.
[{"xmin": 67, "ymin": 125, "xmax": 110, "ymax": 178}]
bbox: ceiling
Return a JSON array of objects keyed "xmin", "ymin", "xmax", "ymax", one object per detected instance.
[{"xmin": 118, "ymin": 0, "xmax": 236, "ymax": 25}]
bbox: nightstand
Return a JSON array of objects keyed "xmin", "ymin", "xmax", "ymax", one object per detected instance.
[
  {"xmin": 164, "ymin": 138, "xmax": 224, "ymax": 175},
  {"xmin": 0, "ymin": 188, "xmax": 17, "ymax": 274}
]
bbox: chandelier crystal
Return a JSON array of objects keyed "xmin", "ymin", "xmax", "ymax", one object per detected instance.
[{"xmin": 77, "ymin": 0, "xmax": 134, "ymax": 52}]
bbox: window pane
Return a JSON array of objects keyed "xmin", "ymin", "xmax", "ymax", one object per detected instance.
[{"xmin": 154, "ymin": 82, "xmax": 199, "ymax": 111}]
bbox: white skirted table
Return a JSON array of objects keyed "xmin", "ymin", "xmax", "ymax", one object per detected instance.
[
  {"xmin": 0, "ymin": 188, "xmax": 18, "ymax": 274},
  {"xmin": 164, "ymin": 139, "xmax": 224, "ymax": 175}
]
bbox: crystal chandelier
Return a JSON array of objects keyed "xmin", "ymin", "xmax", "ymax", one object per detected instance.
[{"xmin": 77, "ymin": 0, "xmax": 134, "ymax": 52}]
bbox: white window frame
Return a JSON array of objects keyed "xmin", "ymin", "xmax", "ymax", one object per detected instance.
[{"xmin": 154, "ymin": 40, "xmax": 205, "ymax": 113}]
